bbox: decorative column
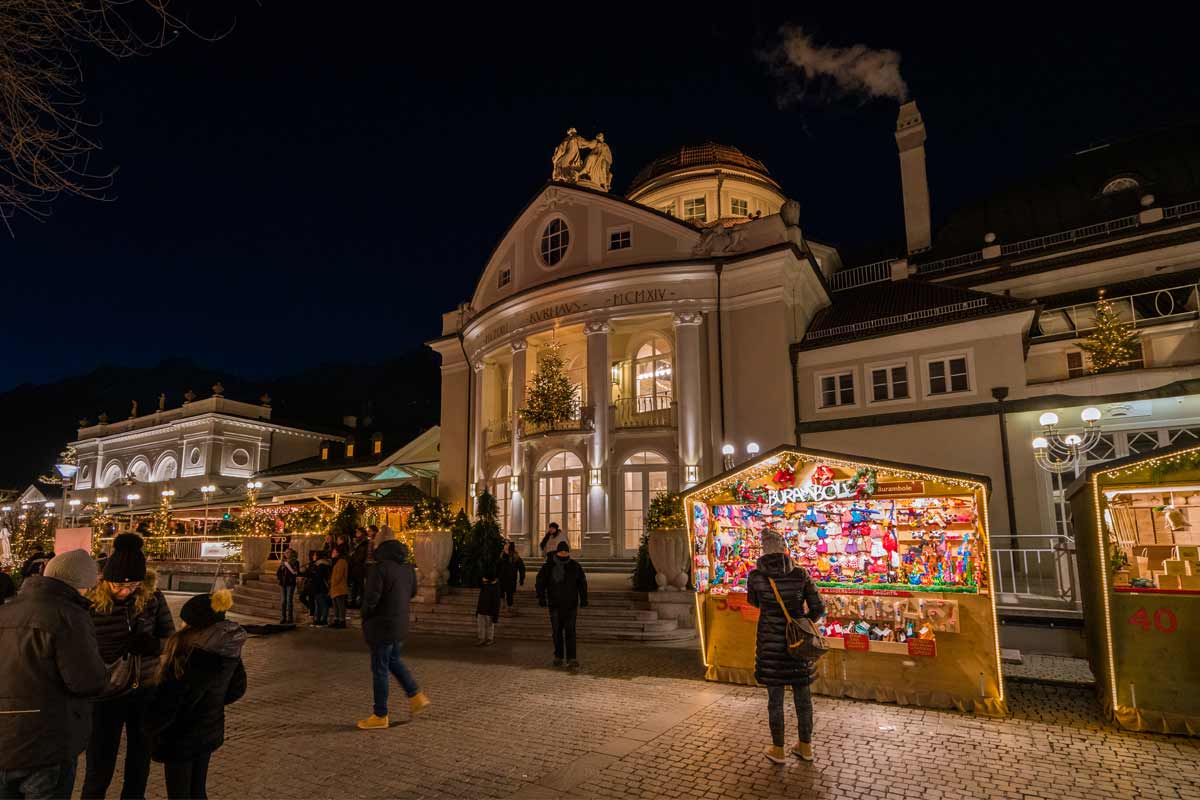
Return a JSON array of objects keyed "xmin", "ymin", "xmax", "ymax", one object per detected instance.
[
  {"xmin": 584, "ymin": 320, "xmax": 611, "ymax": 558},
  {"xmin": 471, "ymin": 360, "xmax": 486, "ymax": 498},
  {"xmin": 673, "ymin": 312, "xmax": 704, "ymax": 487},
  {"xmin": 509, "ymin": 340, "xmax": 528, "ymax": 549}
]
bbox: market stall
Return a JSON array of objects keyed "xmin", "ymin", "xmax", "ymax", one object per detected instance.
[
  {"xmin": 1068, "ymin": 442, "xmax": 1200, "ymax": 735},
  {"xmin": 685, "ymin": 446, "xmax": 1005, "ymax": 716}
]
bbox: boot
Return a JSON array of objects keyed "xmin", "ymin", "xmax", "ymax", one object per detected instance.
[
  {"xmin": 763, "ymin": 745, "xmax": 787, "ymax": 764},
  {"xmin": 356, "ymin": 714, "xmax": 388, "ymax": 730},
  {"xmin": 791, "ymin": 741, "xmax": 813, "ymax": 761},
  {"xmin": 409, "ymin": 692, "xmax": 431, "ymax": 716}
]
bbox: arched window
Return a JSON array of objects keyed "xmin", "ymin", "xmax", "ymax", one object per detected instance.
[
  {"xmin": 537, "ymin": 450, "xmax": 583, "ymax": 548},
  {"xmin": 128, "ymin": 458, "xmax": 150, "ymax": 483},
  {"xmin": 539, "ymin": 218, "xmax": 570, "ymax": 267},
  {"xmin": 634, "ymin": 337, "xmax": 673, "ymax": 412},
  {"xmin": 1102, "ymin": 176, "xmax": 1140, "ymax": 195},
  {"xmin": 153, "ymin": 455, "xmax": 178, "ymax": 483},
  {"xmin": 491, "ymin": 465, "xmax": 512, "ymax": 534},
  {"xmin": 101, "ymin": 462, "xmax": 124, "ymax": 489},
  {"xmin": 622, "ymin": 450, "xmax": 671, "ymax": 551}
]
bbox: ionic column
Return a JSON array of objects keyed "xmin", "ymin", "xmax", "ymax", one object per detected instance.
[
  {"xmin": 674, "ymin": 312, "xmax": 704, "ymax": 487},
  {"xmin": 471, "ymin": 360, "xmax": 485, "ymax": 497},
  {"xmin": 584, "ymin": 320, "xmax": 611, "ymax": 557},
  {"xmin": 509, "ymin": 340, "xmax": 527, "ymax": 545}
]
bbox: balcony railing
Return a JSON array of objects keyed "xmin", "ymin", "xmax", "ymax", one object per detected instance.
[
  {"xmin": 1031, "ymin": 281, "xmax": 1199, "ymax": 340},
  {"xmin": 486, "ymin": 419, "xmax": 512, "ymax": 448},
  {"xmin": 614, "ymin": 397, "xmax": 676, "ymax": 429},
  {"xmin": 990, "ymin": 534, "xmax": 1082, "ymax": 617},
  {"xmin": 519, "ymin": 404, "xmax": 593, "ymax": 437},
  {"xmin": 830, "ymin": 259, "xmax": 894, "ymax": 292},
  {"xmin": 97, "ymin": 534, "xmax": 241, "ymax": 562}
]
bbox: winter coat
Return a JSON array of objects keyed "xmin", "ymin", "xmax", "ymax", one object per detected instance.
[
  {"xmin": 329, "ymin": 557, "xmax": 349, "ymax": 599},
  {"xmin": 349, "ymin": 538, "xmax": 369, "ymax": 581},
  {"xmin": 746, "ymin": 553, "xmax": 825, "ymax": 687},
  {"xmin": 0, "ymin": 575, "xmax": 108, "ymax": 770},
  {"xmin": 361, "ymin": 540, "xmax": 416, "ymax": 646},
  {"xmin": 90, "ymin": 571, "xmax": 176, "ymax": 687},
  {"xmin": 21, "ymin": 551, "xmax": 50, "ymax": 578},
  {"xmin": 476, "ymin": 580, "xmax": 501, "ymax": 621},
  {"xmin": 497, "ymin": 552, "xmax": 525, "ymax": 593},
  {"xmin": 145, "ymin": 620, "xmax": 247, "ymax": 763},
  {"xmin": 536, "ymin": 556, "xmax": 589, "ymax": 612},
  {"xmin": 0, "ymin": 571, "xmax": 14, "ymax": 604},
  {"xmin": 276, "ymin": 556, "xmax": 300, "ymax": 588},
  {"xmin": 539, "ymin": 532, "xmax": 567, "ymax": 559},
  {"xmin": 304, "ymin": 558, "xmax": 332, "ymax": 595}
]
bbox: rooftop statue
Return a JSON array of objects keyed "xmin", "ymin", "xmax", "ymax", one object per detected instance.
[{"xmin": 552, "ymin": 128, "xmax": 612, "ymax": 191}]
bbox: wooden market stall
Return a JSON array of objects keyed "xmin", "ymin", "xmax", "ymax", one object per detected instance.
[
  {"xmin": 1068, "ymin": 442, "xmax": 1200, "ymax": 735},
  {"xmin": 684, "ymin": 446, "xmax": 1006, "ymax": 717}
]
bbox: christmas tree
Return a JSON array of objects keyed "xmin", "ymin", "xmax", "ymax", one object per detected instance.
[
  {"xmin": 518, "ymin": 340, "xmax": 579, "ymax": 427},
  {"xmin": 1079, "ymin": 291, "xmax": 1141, "ymax": 373}
]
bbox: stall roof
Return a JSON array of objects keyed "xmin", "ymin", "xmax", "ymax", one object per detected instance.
[
  {"xmin": 1066, "ymin": 440, "xmax": 1200, "ymax": 499},
  {"xmin": 685, "ymin": 444, "xmax": 992, "ymax": 500}
]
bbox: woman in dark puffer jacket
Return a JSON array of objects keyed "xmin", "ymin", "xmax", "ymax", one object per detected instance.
[
  {"xmin": 83, "ymin": 533, "xmax": 175, "ymax": 800},
  {"xmin": 746, "ymin": 530, "xmax": 825, "ymax": 765}
]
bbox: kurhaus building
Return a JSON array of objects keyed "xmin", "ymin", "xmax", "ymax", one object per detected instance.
[{"xmin": 431, "ymin": 113, "xmax": 1200, "ymax": 569}]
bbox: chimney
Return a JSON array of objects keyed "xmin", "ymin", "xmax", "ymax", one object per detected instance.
[{"xmin": 895, "ymin": 100, "xmax": 931, "ymax": 255}]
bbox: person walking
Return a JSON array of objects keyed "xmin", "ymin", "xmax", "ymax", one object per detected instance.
[
  {"xmin": 746, "ymin": 530, "xmax": 825, "ymax": 764},
  {"xmin": 329, "ymin": 546, "xmax": 350, "ymax": 629},
  {"xmin": 538, "ymin": 522, "xmax": 566, "ymax": 563},
  {"xmin": 276, "ymin": 548, "xmax": 300, "ymax": 624},
  {"xmin": 305, "ymin": 551, "xmax": 332, "ymax": 626},
  {"xmin": 497, "ymin": 541, "xmax": 525, "ymax": 616},
  {"xmin": 349, "ymin": 527, "xmax": 369, "ymax": 608},
  {"xmin": 145, "ymin": 590, "xmax": 247, "ymax": 800},
  {"xmin": 356, "ymin": 528, "xmax": 430, "ymax": 729},
  {"xmin": 475, "ymin": 559, "xmax": 500, "ymax": 647},
  {"xmin": 20, "ymin": 548, "xmax": 50, "ymax": 578},
  {"xmin": 82, "ymin": 533, "xmax": 176, "ymax": 800},
  {"xmin": 0, "ymin": 549, "xmax": 108, "ymax": 800},
  {"xmin": 535, "ymin": 541, "xmax": 588, "ymax": 669}
]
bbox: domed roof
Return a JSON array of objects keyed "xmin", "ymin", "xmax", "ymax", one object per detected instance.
[{"xmin": 627, "ymin": 142, "xmax": 776, "ymax": 195}]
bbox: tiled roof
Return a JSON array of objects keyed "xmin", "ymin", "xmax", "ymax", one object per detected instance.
[{"xmin": 797, "ymin": 280, "xmax": 1036, "ymax": 350}]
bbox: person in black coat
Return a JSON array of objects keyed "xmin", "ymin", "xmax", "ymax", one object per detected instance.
[
  {"xmin": 303, "ymin": 552, "xmax": 332, "ymax": 626},
  {"xmin": 497, "ymin": 541, "xmax": 526, "ymax": 614},
  {"xmin": 535, "ymin": 540, "xmax": 588, "ymax": 668},
  {"xmin": 83, "ymin": 533, "xmax": 176, "ymax": 800},
  {"xmin": 275, "ymin": 548, "xmax": 300, "ymax": 624},
  {"xmin": 0, "ymin": 569, "xmax": 15, "ymax": 605},
  {"xmin": 20, "ymin": 549, "xmax": 50, "ymax": 578},
  {"xmin": 145, "ymin": 590, "xmax": 247, "ymax": 800},
  {"xmin": 746, "ymin": 530, "xmax": 825, "ymax": 765},
  {"xmin": 475, "ymin": 559, "xmax": 501, "ymax": 646},
  {"xmin": 0, "ymin": 550, "xmax": 108, "ymax": 800},
  {"xmin": 357, "ymin": 535, "xmax": 430, "ymax": 729},
  {"xmin": 348, "ymin": 527, "xmax": 369, "ymax": 608}
]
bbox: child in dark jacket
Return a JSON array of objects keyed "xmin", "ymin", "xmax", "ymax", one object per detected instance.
[
  {"xmin": 475, "ymin": 559, "xmax": 501, "ymax": 646},
  {"xmin": 145, "ymin": 589, "xmax": 247, "ymax": 800},
  {"xmin": 275, "ymin": 548, "xmax": 300, "ymax": 624}
]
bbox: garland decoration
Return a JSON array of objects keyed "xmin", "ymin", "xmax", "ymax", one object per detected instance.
[
  {"xmin": 810, "ymin": 465, "xmax": 834, "ymax": 487},
  {"xmin": 851, "ymin": 467, "xmax": 878, "ymax": 500},
  {"xmin": 732, "ymin": 479, "xmax": 768, "ymax": 505}
]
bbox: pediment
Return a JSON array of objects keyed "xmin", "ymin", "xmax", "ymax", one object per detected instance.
[{"xmin": 470, "ymin": 183, "xmax": 700, "ymax": 311}]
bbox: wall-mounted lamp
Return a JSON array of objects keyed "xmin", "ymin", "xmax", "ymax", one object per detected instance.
[
  {"xmin": 746, "ymin": 442, "xmax": 760, "ymax": 456},
  {"xmin": 509, "ymin": 475, "xmax": 520, "ymax": 493},
  {"xmin": 721, "ymin": 444, "xmax": 735, "ymax": 471},
  {"xmin": 610, "ymin": 364, "xmax": 621, "ymax": 385},
  {"xmin": 589, "ymin": 468, "xmax": 603, "ymax": 487},
  {"xmin": 684, "ymin": 465, "xmax": 700, "ymax": 485},
  {"xmin": 469, "ymin": 482, "xmax": 477, "ymax": 498}
]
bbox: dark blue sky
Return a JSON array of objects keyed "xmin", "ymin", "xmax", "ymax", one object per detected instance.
[{"xmin": 1, "ymin": 4, "xmax": 1194, "ymax": 390}]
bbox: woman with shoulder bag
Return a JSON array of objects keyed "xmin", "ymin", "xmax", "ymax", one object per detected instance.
[
  {"xmin": 746, "ymin": 530, "xmax": 825, "ymax": 765},
  {"xmin": 83, "ymin": 533, "xmax": 176, "ymax": 799}
]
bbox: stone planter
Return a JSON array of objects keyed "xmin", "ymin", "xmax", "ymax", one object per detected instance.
[
  {"xmin": 648, "ymin": 528, "xmax": 689, "ymax": 591},
  {"xmin": 413, "ymin": 529, "xmax": 453, "ymax": 588},
  {"xmin": 241, "ymin": 536, "xmax": 270, "ymax": 577}
]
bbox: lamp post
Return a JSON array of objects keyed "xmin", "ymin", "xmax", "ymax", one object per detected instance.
[
  {"xmin": 1031, "ymin": 407, "xmax": 1104, "ymax": 539},
  {"xmin": 125, "ymin": 493, "xmax": 140, "ymax": 531},
  {"xmin": 200, "ymin": 485, "xmax": 216, "ymax": 535},
  {"xmin": 54, "ymin": 463, "xmax": 78, "ymax": 528},
  {"xmin": 68, "ymin": 499, "xmax": 81, "ymax": 526}
]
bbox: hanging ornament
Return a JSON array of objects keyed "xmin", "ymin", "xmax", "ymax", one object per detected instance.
[
  {"xmin": 773, "ymin": 465, "xmax": 797, "ymax": 488},
  {"xmin": 811, "ymin": 465, "xmax": 835, "ymax": 487},
  {"xmin": 733, "ymin": 480, "xmax": 768, "ymax": 505},
  {"xmin": 851, "ymin": 467, "xmax": 878, "ymax": 500}
]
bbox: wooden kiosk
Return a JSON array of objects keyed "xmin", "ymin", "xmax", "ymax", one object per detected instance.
[
  {"xmin": 1068, "ymin": 442, "xmax": 1200, "ymax": 735},
  {"xmin": 684, "ymin": 446, "xmax": 1005, "ymax": 716}
]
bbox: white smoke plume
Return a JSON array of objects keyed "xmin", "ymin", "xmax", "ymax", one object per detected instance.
[{"xmin": 771, "ymin": 26, "xmax": 908, "ymax": 103}]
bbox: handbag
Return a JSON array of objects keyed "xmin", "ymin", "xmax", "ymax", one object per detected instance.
[
  {"xmin": 97, "ymin": 606, "xmax": 142, "ymax": 700},
  {"xmin": 767, "ymin": 577, "xmax": 829, "ymax": 661}
]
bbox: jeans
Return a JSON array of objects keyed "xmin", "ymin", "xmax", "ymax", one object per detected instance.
[
  {"xmin": 82, "ymin": 690, "xmax": 152, "ymax": 799},
  {"xmin": 476, "ymin": 614, "xmax": 495, "ymax": 643},
  {"xmin": 503, "ymin": 589, "xmax": 515, "ymax": 608},
  {"xmin": 163, "ymin": 752, "xmax": 211, "ymax": 800},
  {"xmin": 280, "ymin": 584, "xmax": 295, "ymax": 622},
  {"xmin": 313, "ymin": 593, "xmax": 330, "ymax": 624},
  {"xmin": 766, "ymin": 684, "xmax": 814, "ymax": 747},
  {"xmin": 333, "ymin": 595, "xmax": 347, "ymax": 625},
  {"xmin": 0, "ymin": 758, "xmax": 77, "ymax": 800},
  {"xmin": 349, "ymin": 577, "xmax": 363, "ymax": 608},
  {"xmin": 549, "ymin": 608, "xmax": 577, "ymax": 660},
  {"xmin": 370, "ymin": 641, "xmax": 419, "ymax": 717}
]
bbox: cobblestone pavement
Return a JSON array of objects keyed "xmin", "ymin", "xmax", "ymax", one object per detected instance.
[
  {"xmin": 89, "ymin": 626, "xmax": 1198, "ymax": 800},
  {"xmin": 1003, "ymin": 653, "xmax": 1096, "ymax": 685}
]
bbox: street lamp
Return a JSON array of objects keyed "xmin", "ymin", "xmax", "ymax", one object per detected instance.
[
  {"xmin": 1031, "ymin": 407, "xmax": 1104, "ymax": 540},
  {"xmin": 68, "ymin": 499, "xmax": 81, "ymax": 526},
  {"xmin": 125, "ymin": 493, "xmax": 141, "ymax": 531},
  {"xmin": 200, "ymin": 485, "xmax": 217, "ymax": 534},
  {"xmin": 722, "ymin": 444, "xmax": 735, "ymax": 471}
]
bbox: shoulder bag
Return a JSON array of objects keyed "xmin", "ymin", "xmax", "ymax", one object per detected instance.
[
  {"xmin": 97, "ymin": 606, "xmax": 142, "ymax": 699},
  {"xmin": 767, "ymin": 577, "xmax": 829, "ymax": 661}
]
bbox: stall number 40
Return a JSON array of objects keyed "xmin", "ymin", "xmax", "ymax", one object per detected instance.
[{"xmin": 1127, "ymin": 608, "xmax": 1178, "ymax": 634}]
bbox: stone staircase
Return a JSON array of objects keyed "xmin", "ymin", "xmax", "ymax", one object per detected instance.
[
  {"xmin": 409, "ymin": 586, "xmax": 695, "ymax": 643},
  {"xmin": 576, "ymin": 558, "xmax": 636, "ymax": 575},
  {"xmin": 231, "ymin": 576, "xmax": 316, "ymax": 624}
]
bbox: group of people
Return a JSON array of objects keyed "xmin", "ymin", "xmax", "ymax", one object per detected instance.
[
  {"xmin": 275, "ymin": 525, "xmax": 376, "ymax": 627},
  {"xmin": 0, "ymin": 534, "xmax": 247, "ymax": 800}
]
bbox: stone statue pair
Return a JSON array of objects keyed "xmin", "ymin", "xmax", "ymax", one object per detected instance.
[{"xmin": 552, "ymin": 128, "xmax": 612, "ymax": 191}]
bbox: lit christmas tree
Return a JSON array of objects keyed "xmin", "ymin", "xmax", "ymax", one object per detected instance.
[
  {"xmin": 1079, "ymin": 291, "xmax": 1142, "ymax": 373},
  {"xmin": 518, "ymin": 340, "xmax": 579, "ymax": 427}
]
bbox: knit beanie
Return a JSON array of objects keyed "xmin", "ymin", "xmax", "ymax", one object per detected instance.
[
  {"xmin": 103, "ymin": 533, "xmax": 147, "ymax": 583},
  {"xmin": 43, "ymin": 549, "xmax": 99, "ymax": 591},
  {"xmin": 761, "ymin": 530, "xmax": 788, "ymax": 555},
  {"xmin": 181, "ymin": 589, "xmax": 234, "ymax": 629},
  {"xmin": 555, "ymin": 540, "xmax": 570, "ymax": 554},
  {"xmin": 377, "ymin": 525, "xmax": 396, "ymax": 542}
]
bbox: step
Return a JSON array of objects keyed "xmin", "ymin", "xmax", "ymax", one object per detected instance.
[
  {"xmin": 410, "ymin": 608, "xmax": 680, "ymax": 633},
  {"xmin": 408, "ymin": 618, "xmax": 694, "ymax": 642},
  {"xmin": 418, "ymin": 605, "xmax": 660, "ymax": 622}
]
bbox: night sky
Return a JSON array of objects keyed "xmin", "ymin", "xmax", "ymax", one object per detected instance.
[{"xmin": 2, "ymin": 4, "xmax": 1195, "ymax": 391}]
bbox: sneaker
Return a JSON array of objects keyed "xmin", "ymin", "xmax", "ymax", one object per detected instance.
[
  {"xmin": 356, "ymin": 714, "xmax": 389, "ymax": 730},
  {"xmin": 763, "ymin": 746, "xmax": 787, "ymax": 765},
  {"xmin": 484, "ymin": 639, "xmax": 496, "ymax": 646},
  {"xmin": 409, "ymin": 692, "xmax": 431, "ymax": 716},
  {"xmin": 474, "ymin": 640, "xmax": 487, "ymax": 646},
  {"xmin": 566, "ymin": 659, "xmax": 580, "ymax": 669},
  {"xmin": 792, "ymin": 741, "xmax": 813, "ymax": 762}
]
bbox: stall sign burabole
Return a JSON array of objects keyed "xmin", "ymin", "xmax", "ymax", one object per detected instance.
[{"xmin": 767, "ymin": 480, "xmax": 859, "ymax": 505}]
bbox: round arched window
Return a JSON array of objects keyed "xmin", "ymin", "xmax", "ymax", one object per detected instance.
[
  {"xmin": 539, "ymin": 218, "xmax": 570, "ymax": 267},
  {"xmin": 1102, "ymin": 177, "xmax": 1140, "ymax": 195}
]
